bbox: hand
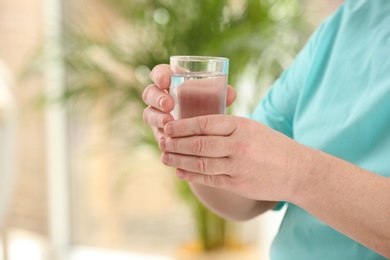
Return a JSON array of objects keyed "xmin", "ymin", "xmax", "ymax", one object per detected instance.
[
  {"xmin": 142, "ymin": 64, "xmax": 237, "ymax": 143},
  {"xmin": 159, "ymin": 115, "xmax": 306, "ymax": 202}
]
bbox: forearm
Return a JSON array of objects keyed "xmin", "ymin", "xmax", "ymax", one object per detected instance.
[
  {"xmin": 190, "ymin": 183, "xmax": 278, "ymax": 221},
  {"xmin": 290, "ymin": 146, "xmax": 390, "ymax": 258}
]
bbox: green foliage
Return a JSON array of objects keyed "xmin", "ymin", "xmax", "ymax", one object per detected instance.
[
  {"xmin": 64, "ymin": 0, "xmax": 307, "ymax": 114},
  {"xmin": 43, "ymin": 0, "xmax": 308, "ymax": 252}
]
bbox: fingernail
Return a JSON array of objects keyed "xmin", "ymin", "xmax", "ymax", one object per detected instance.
[
  {"xmin": 159, "ymin": 97, "xmax": 165, "ymax": 108},
  {"xmin": 165, "ymin": 123, "xmax": 174, "ymax": 136}
]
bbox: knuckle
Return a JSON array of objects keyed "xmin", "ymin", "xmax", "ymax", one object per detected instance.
[
  {"xmin": 196, "ymin": 157, "xmax": 228, "ymax": 175},
  {"xmin": 166, "ymin": 138, "xmax": 177, "ymax": 152},
  {"xmin": 155, "ymin": 73, "xmax": 164, "ymax": 86},
  {"xmin": 154, "ymin": 73, "xmax": 161, "ymax": 86},
  {"xmin": 160, "ymin": 74, "xmax": 170, "ymax": 88},
  {"xmin": 202, "ymin": 175, "xmax": 213, "ymax": 186},
  {"xmin": 203, "ymin": 175, "xmax": 225, "ymax": 188},
  {"xmin": 173, "ymin": 154, "xmax": 181, "ymax": 167},
  {"xmin": 155, "ymin": 71, "xmax": 170, "ymax": 88},
  {"xmin": 196, "ymin": 157, "xmax": 206, "ymax": 173},
  {"xmin": 197, "ymin": 116, "xmax": 210, "ymax": 134},
  {"xmin": 190, "ymin": 138, "xmax": 204, "ymax": 155},
  {"xmin": 232, "ymin": 140, "xmax": 250, "ymax": 155}
]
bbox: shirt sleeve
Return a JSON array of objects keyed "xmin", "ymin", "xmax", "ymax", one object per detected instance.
[{"xmin": 248, "ymin": 22, "xmax": 327, "ymax": 138}]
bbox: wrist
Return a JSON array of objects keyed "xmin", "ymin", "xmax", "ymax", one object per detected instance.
[{"xmin": 284, "ymin": 143, "xmax": 318, "ymax": 206}]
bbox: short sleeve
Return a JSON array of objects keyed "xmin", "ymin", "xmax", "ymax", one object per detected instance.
[{"xmin": 248, "ymin": 22, "xmax": 328, "ymax": 138}]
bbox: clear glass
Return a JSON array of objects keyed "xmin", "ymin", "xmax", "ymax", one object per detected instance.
[{"xmin": 170, "ymin": 56, "xmax": 229, "ymax": 119}]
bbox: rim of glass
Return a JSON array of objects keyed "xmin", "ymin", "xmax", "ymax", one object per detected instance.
[{"xmin": 170, "ymin": 55, "xmax": 228, "ymax": 62}]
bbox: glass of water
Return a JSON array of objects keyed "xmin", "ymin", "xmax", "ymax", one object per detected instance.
[{"xmin": 170, "ymin": 56, "xmax": 229, "ymax": 120}]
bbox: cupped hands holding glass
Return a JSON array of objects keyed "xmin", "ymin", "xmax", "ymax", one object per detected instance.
[{"xmin": 142, "ymin": 56, "xmax": 302, "ymax": 209}]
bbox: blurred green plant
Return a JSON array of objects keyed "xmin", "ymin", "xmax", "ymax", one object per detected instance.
[{"xmin": 29, "ymin": 0, "xmax": 308, "ymax": 253}]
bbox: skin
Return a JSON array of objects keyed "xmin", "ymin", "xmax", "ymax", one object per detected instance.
[{"xmin": 142, "ymin": 64, "xmax": 390, "ymax": 258}]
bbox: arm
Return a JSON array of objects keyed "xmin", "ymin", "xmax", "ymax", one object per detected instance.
[
  {"xmin": 189, "ymin": 184, "xmax": 278, "ymax": 221},
  {"xmin": 292, "ymin": 147, "xmax": 390, "ymax": 258}
]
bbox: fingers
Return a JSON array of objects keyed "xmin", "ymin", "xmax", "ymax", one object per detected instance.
[
  {"xmin": 144, "ymin": 64, "xmax": 174, "ymax": 112},
  {"xmin": 161, "ymin": 152, "xmax": 231, "ymax": 175},
  {"xmin": 159, "ymin": 136, "xmax": 231, "ymax": 157},
  {"xmin": 164, "ymin": 115, "xmax": 239, "ymax": 137},
  {"xmin": 143, "ymin": 64, "xmax": 175, "ymax": 148},
  {"xmin": 143, "ymin": 84, "xmax": 175, "ymax": 112},
  {"xmin": 150, "ymin": 64, "xmax": 171, "ymax": 89},
  {"xmin": 143, "ymin": 106, "xmax": 174, "ymax": 128}
]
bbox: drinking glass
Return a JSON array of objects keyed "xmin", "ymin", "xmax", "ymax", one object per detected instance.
[{"xmin": 170, "ymin": 56, "xmax": 229, "ymax": 119}]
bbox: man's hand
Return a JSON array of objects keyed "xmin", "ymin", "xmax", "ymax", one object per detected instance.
[{"xmin": 159, "ymin": 114, "xmax": 306, "ymax": 202}]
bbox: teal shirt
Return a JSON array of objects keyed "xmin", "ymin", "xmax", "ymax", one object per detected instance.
[{"xmin": 249, "ymin": 0, "xmax": 390, "ymax": 259}]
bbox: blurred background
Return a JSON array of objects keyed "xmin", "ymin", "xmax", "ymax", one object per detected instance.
[{"xmin": 0, "ymin": 0, "xmax": 341, "ymax": 259}]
